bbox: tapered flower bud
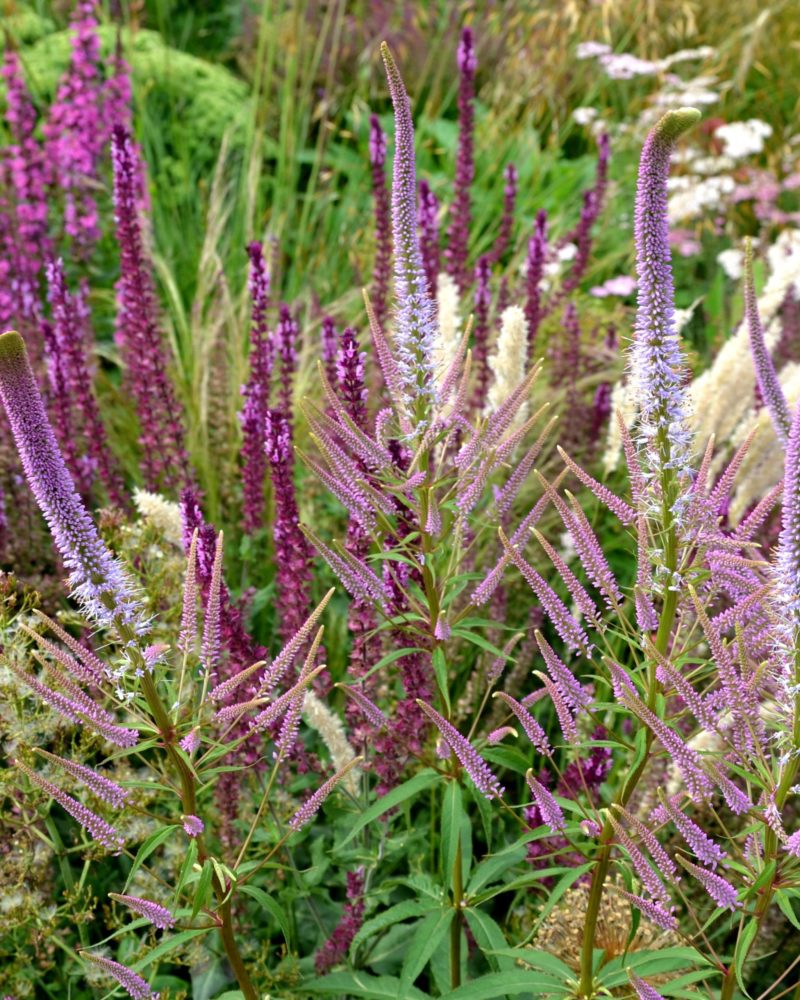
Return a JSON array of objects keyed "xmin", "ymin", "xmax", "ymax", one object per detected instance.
[
  {"xmin": 79, "ymin": 952, "xmax": 155, "ymax": 1000},
  {"xmin": 109, "ymin": 893, "xmax": 174, "ymax": 930}
]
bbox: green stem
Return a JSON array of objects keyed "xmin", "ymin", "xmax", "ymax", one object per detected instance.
[{"xmin": 450, "ymin": 837, "xmax": 463, "ymax": 990}]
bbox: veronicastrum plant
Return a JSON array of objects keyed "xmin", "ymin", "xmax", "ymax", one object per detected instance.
[
  {"xmin": 297, "ymin": 49, "xmax": 800, "ymax": 1000},
  {"xmin": 2, "ymin": 27, "xmax": 800, "ymax": 1000}
]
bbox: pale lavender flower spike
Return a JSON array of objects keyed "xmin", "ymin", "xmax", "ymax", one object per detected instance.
[
  {"xmin": 34, "ymin": 748, "xmax": 129, "ymax": 808},
  {"xmin": 492, "ymin": 691, "xmax": 551, "ymax": 755},
  {"xmin": 775, "ymin": 396, "xmax": 800, "ymax": 674},
  {"xmin": 109, "ymin": 892, "xmax": 175, "ymax": 930},
  {"xmin": 630, "ymin": 973, "xmax": 667, "ymax": 1000},
  {"xmin": 380, "ymin": 44, "xmax": 438, "ymax": 422},
  {"xmin": 16, "ymin": 760, "xmax": 124, "ymax": 853},
  {"xmin": 676, "ymin": 856, "xmax": 741, "ymax": 910},
  {"xmin": 630, "ymin": 108, "xmax": 700, "ymax": 492},
  {"xmin": 79, "ymin": 952, "xmax": 157, "ymax": 1000},
  {"xmin": 744, "ymin": 238, "xmax": 791, "ymax": 444},
  {"xmin": 288, "ymin": 757, "xmax": 363, "ymax": 830},
  {"xmin": 618, "ymin": 889, "xmax": 677, "ymax": 931},
  {"xmin": 0, "ymin": 331, "xmax": 145, "ymax": 637},
  {"xmin": 417, "ymin": 701, "xmax": 504, "ymax": 800},
  {"xmin": 525, "ymin": 771, "xmax": 566, "ymax": 833}
]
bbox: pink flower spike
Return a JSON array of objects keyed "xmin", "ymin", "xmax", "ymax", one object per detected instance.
[
  {"xmin": 525, "ymin": 771, "xmax": 566, "ymax": 833},
  {"xmin": 109, "ymin": 893, "xmax": 174, "ymax": 930},
  {"xmin": 487, "ymin": 726, "xmax": 517, "ymax": 745},
  {"xmin": 493, "ymin": 691, "xmax": 551, "ymax": 755},
  {"xmin": 33, "ymin": 749, "xmax": 128, "ymax": 808},
  {"xmin": 785, "ymin": 830, "xmax": 800, "ymax": 857},
  {"xmin": 288, "ymin": 757, "xmax": 364, "ymax": 831},
  {"xmin": 557, "ymin": 447, "xmax": 636, "ymax": 524},
  {"xmin": 16, "ymin": 760, "xmax": 124, "ymax": 853},
  {"xmin": 417, "ymin": 701, "xmax": 504, "ymax": 800},
  {"xmin": 618, "ymin": 890, "xmax": 677, "ymax": 931},
  {"xmin": 79, "ymin": 952, "xmax": 157, "ymax": 1000},
  {"xmin": 744, "ymin": 239, "xmax": 791, "ymax": 443},
  {"xmin": 676, "ymin": 856, "xmax": 741, "ymax": 910},
  {"xmin": 630, "ymin": 973, "xmax": 666, "ymax": 1000}
]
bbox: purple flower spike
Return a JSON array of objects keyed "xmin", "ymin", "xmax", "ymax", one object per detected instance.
[
  {"xmin": 630, "ymin": 974, "xmax": 666, "ymax": 1000},
  {"xmin": 658, "ymin": 796, "xmax": 726, "ymax": 868},
  {"xmin": 493, "ymin": 691, "xmax": 551, "ymax": 756},
  {"xmin": 34, "ymin": 749, "xmax": 129, "ymax": 807},
  {"xmin": 79, "ymin": 952, "xmax": 156, "ymax": 1000},
  {"xmin": 288, "ymin": 757, "xmax": 363, "ymax": 831},
  {"xmin": 488, "ymin": 163, "xmax": 517, "ymax": 266},
  {"xmin": 0, "ymin": 332, "xmax": 145, "ymax": 636},
  {"xmin": 112, "ymin": 126, "xmax": 189, "ymax": 492},
  {"xmin": 744, "ymin": 239, "xmax": 791, "ymax": 444},
  {"xmin": 472, "ymin": 255, "xmax": 492, "ymax": 412},
  {"xmin": 321, "ymin": 315, "xmax": 338, "ymax": 389},
  {"xmin": 676, "ymin": 856, "xmax": 741, "ymax": 910},
  {"xmin": 381, "ymin": 44, "xmax": 438, "ymax": 422},
  {"xmin": 240, "ymin": 241, "xmax": 273, "ymax": 533},
  {"xmin": 775, "ymin": 398, "xmax": 800, "ymax": 671},
  {"xmin": 369, "ymin": 114, "xmax": 392, "ymax": 331},
  {"xmin": 445, "ymin": 27, "xmax": 477, "ymax": 294},
  {"xmin": 16, "ymin": 759, "xmax": 124, "ymax": 853},
  {"xmin": 418, "ymin": 180, "xmax": 441, "ymax": 298},
  {"xmin": 417, "ymin": 701, "xmax": 504, "ymax": 800},
  {"xmin": 631, "ymin": 108, "xmax": 699, "ymax": 490},
  {"xmin": 315, "ymin": 868, "xmax": 366, "ymax": 973},
  {"xmin": 618, "ymin": 890, "xmax": 677, "ymax": 931},
  {"xmin": 109, "ymin": 893, "xmax": 174, "ymax": 930},
  {"xmin": 46, "ymin": 260, "xmax": 125, "ymax": 506},
  {"xmin": 525, "ymin": 210, "xmax": 547, "ymax": 356},
  {"xmin": 525, "ymin": 771, "xmax": 566, "ymax": 833}
]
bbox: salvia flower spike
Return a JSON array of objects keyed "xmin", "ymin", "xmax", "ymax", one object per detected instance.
[
  {"xmin": 0, "ymin": 331, "xmax": 145, "ymax": 638},
  {"xmin": 631, "ymin": 108, "xmax": 699, "ymax": 505},
  {"xmin": 380, "ymin": 42, "xmax": 438, "ymax": 427}
]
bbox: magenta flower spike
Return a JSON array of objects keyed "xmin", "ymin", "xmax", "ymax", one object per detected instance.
[
  {"xmin": 315, "ymin": 868, "xmax": 366, "ymax": 973},
  {"xmin": 240, "ymin": 241, "xmax": 273, "ymax": 533},
  {"xmin": 417, "ymin": 701, "xmax": 504, "ymax": 800},
  {"xmin": 112, "ymin": 126, "xmax": 189, "ymax": 493},
  {"xmin": 381, "ymin": 44, "xmax": 438, "ymax": 424},
  {"xmin": 109, "ymin": 893, "xmax": 175, "ymax": 930},
  {"xmin": 472, "ymin": 255, "xmax": 492, "ymax": 412},
  {"xmin": 0, "ymin": 331, "xmax": 144, "ymax": 636},
  {"xmin": 79, "ymin": 952, "xmax": 156, "ymax": 1000},
  {"xmin": 368, "ymin": 114, "xmax": 392, "ymax": 331},
  {"xmin": 744, "ymin": 239, "xmax": 791, "ymax": 444},
  {"xmin": 321, "ymin": 315, "xmax": 338, "ymax": 389},
  {"xmin": 16, "ymin": 759, "xmax": 124, "ymax": 853},
  {"xmin": 630, "ymin": 108, "xmax": 699, "ymax": 493},
  {"xmin": 445, "ymin": 27, "xmax": 476, "ymax": 294}
]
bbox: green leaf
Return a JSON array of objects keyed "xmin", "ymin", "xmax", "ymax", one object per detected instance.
[
  {"xmin": 303, "ymin": 972, "xmax": 430, "ymax": 998},
  {"xmin": 485, "ymin": 947, "xmax": 575, "ymax": 978},
  {"xmin": 438, "ymin": 969, "xmax": 570, "ymax": 998},
  {"xmin": 776, "ymin": 889, "xmax": 800, "ymax": 930},
  {"xmin": 239, "ymin": 884, "xmax": 293, "ymax": 949},
  {"xmin": 337, "ymin": 769, "xmax": 440, "ymax": 848},
  {"xmin": 467, "ymin": 844, "xmax": 528, "ymax": 895},
  {"xmin": 400, "ymin": 909, "xmax": 455, "ymax": 993},
  {"xmin": 123, "ymin": 824, "xmax": 179, "ymax": 893},
  {"xmin": 450, "ymin": 629, "xmax": 508, "ymax": 659},
  {"xmin": 734, "ymin": 917, "xmax": 758, "ymax": 996},
  {"xmin": 130, "ymin": 928, "xmax": 208, "ymax": 970},
  {"xmin": 173, "ymin": 838, "xmax": 198, "ymax": 906},
  {"xmin": 351, "ymin": 899, "xmax": 439, "ymax": 954},
  {"xmin": 432, "ymin": 647, "xmax": 450, "ymax": 713},
  {"xmin": 192, "ymin": 860, "xmax": 214, "ymax": 919},
  {"xmin": 463, "ymin": 909, "xmax": 513, "ymax": 973},
  {"xmin": 441, "ymin": 781, "xmax": 463, "ymax": 890}
]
